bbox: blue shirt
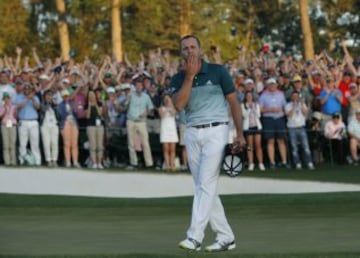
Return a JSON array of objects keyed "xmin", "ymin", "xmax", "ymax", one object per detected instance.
[
  {"xmin": 14, "ymin": 94, "xmax": 40, "ymax": 120},
  {"xmin": 259, "ymin": 90, "xmax": 286, "ymax": 118},
  {"xmin": 170, "ymin": 60, "xmax": 235, "ymax": 127},
  {"xmin": 126, "ymin": 92, "xmax": 154, "ymax": 121},
  {"xmin": 319, "ymin": 89, "xmax": 342, "ymax": 115}
]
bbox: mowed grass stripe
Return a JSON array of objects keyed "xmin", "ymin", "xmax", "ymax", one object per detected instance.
[{"xmin": 0, "ymin": 193, "xmax": 360, "ymax": 257}]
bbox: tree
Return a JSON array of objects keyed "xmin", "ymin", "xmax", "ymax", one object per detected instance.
[
  {"xmin": 299, "ymin": 0, "xmax": 314, "ymax": 60},
  {"xmin": 56, "ymin": 0, "xmax": 71, "ymax": 61},
  {"xmin": 179, "ymin": 0, "xmax": 191, "ymax": 37},
  {"xmin": 112, "ymin": 0, "xmax": 123, "ymax": 62}
]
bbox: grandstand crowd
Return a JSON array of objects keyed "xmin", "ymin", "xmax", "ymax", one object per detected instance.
[{"xmin": 0, "ymin": 40, "xmax": 360, "ymax": 171}]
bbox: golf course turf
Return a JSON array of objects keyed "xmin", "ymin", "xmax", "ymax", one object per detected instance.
[{"xmin": 1, "ymin": 191, "xmax": 360, "ymax": 258}]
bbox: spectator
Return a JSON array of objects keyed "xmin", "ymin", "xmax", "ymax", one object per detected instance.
[
  {"xmin": 58, "ymin": 89, "xmax": 81, "ymax": 168},
  {"xmin": 338, "ymin": 70, "xmax": 353, "ymax": 122},
  {"xmin": 124, "ymin": 78, "xmax": 154, "ymax": 169},
  {"xmin": 147, "ymin": 83, "xmax": 161, "ymax": 134},
  {"xmin": 287, "ymin": 75, "xmax": 312, "ymax": 109},
  {"xmin": 319, "ymin": 77, "xmax": 343, "ymax": 123},
  {"xmin": 285, "ymin": 91, "xmax": 314, "ymax": 170},
  {"xmin": 347, "ymin": 108, "xmax": 360, "ymax": 165},
  {"xmin": 347, "ymin": 83, "xmax": 360, "ymax": 123},
  {"xmin": 158, "ymin": 93, "xmax": 179, "ymax": 171},
  {"xmin": 309, "ymin": 111, "xmax": 324, "ymax": 164},
  {"xmin": 241, "ymin": 91, "xmax": 265, "ymax": 171},
  {"xmin": 85, "ymin": 90, "xmax": 105, "ymax": 169},
  {"xmin": 116, "ymin": 83, "xmax": 131, "ymax": 128},
  {"xmin": 0, "ymin": 70, "xmax": 16, "ymax": 102},
  {"xmin": 259, "ymin": 78, "xmax": 289, "ymax": 169},
  {"xmin": 39, "ymin": 90, "xmax": 60, "ymax": 167},
  {"xmin": 324, "ymin": 112, "xmax": 346, "ymax": 165},
  {"xmin": 14, "ymin": 83, "xmax": 41, "ymax": 166},
  {"xmin": 0, "ymin": 92, "xmax": 17, "ymax": 165}
]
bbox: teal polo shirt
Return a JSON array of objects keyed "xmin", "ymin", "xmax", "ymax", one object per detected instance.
[{"xmin": 170, "ymin": 60, "xmax": 235, "ymax": 127}]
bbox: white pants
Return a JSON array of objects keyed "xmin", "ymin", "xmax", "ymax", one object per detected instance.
[
  {"xmin": 18, "ymin": 120, "xmax": 41, "ymax": 165},
  {"xmin": 185, "ymin": 124, "xmax": 234, "ymax": 243},
  {"xmin": 41, "ymin": 123, "xmax": 59, "ymax": 162}
]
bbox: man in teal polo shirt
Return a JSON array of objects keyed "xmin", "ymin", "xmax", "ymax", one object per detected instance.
[{"xmin": 171, "ymin": 35, "xmax": 246, "ymax": 252}]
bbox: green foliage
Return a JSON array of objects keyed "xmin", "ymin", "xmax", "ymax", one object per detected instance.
[
  {"xmin": 0, "ymin": 0, "xmax": 30, "ymax": 55},
  {"xmin": 1, "ymin": 0, "xmax": 359, "ymax": 63}
]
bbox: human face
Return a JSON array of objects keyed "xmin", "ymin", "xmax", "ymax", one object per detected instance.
[
  {"xmin": 180, "ymin": 37, "xmax": 202, "ymax": 62},
  {"xmin": 135, "ymin": 81, "xmax": 143, "ymax": 94}
]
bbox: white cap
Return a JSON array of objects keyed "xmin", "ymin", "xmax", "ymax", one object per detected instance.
[
  {"xmin": 61, "ymin": 78, "xmax": 70, "ymax": 84},
  {"xmin": 39, "ymin": 74, "xmax": 50, "ymax": 80},
  {"xmin": 106, "ymin": 87, "xmax": 116, "ymax": 94},
  {"xmin": 266, "ymin": 78, "xmax": 277, "ymax": 85},
  {"xmin": 121, "ymin": 83, "xmax": 131, "ymax": 90},
  {"xmin": 244, "ymin": 78, "xmax": 254, "ymax": 85}
]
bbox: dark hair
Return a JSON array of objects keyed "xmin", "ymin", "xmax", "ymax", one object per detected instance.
[
  {"xmin": 243, "ymin": 91, "xmax": 256, "ymax": 110},
  {"xmin": 180, "ymin": 35, "xmax": 201, "ymax": 49}
]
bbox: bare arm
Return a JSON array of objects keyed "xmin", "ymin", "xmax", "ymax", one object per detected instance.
[{"xmin": 227, "ymin": 92, "xmax": 246, "ymax": 146}]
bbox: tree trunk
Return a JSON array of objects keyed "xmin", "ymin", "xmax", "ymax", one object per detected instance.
[
  {"xmin": 112, "ymin": 0, "xmax": 122, "ymax": 62},
  {"xmin": 299, "ymin": 0, "xmax": 314, "ymax": 61},
  {"xmin": 56, "ymin": 0, "xmax": 71, "ymax": 61},
  {"xmin": 179, "ymin": 0, "xmax": 191, "ymax": 37}
]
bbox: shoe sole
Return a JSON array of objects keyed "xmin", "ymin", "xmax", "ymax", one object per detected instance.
[
  {"xmin": 179, "ymin": 243, "xmax": 201, "ymax": 251},
  {"xmin": 205, "ymin": 242, "xmax": 236, "ymax": 252}
]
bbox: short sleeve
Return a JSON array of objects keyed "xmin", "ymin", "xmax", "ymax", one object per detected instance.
[{"xmin": 219, "ymin": 66, "xmax": 236, "ymax": 95}]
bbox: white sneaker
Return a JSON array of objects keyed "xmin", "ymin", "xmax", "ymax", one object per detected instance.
[
  {"xmin": 73, "ymin": 162, "xmax": 81, "ymax": 168},
  {"xmin": 248, "ymin": 163, "xmax": 255, "ymax": 171},
  {"xmin": 296, "ymin": 163, "xmax": 302, "ymax": 170},
  {"xmin": 205, "ymin": 240, "xmax": 236, "ymax": 252},
  {"xmin": 308, "ymin": 162, "xmax": 315, "ymax": 170},
  {"xmin": 91, "ymin": 163, "xmax": 97, "ymax": 169},
  {"xmin": 179, "ymin": 238, "xmax": 201, "ymax": 251},
  {"xmin": 97, "ymin": 163, "xmax": 104, "ymax": 169},
  {"xmin": 259, "ymin": 163, "xmax": 266, "ymax": 171}
]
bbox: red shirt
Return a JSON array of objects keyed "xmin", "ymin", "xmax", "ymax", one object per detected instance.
[{"xmin": 338, "ymin": 80, "xmax": 352, "ymax": 106}]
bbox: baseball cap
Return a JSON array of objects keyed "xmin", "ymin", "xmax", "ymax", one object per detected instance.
[
  {"xmin": 244, "ymin": 78, "xmax": 254, "ymax": 85},
  {"xmin": 61, "ymin": 78, "xmax": 70, "ymax": 84},
  {"xmin": 312, "ymin": 111, "xmax": 322, "ymax": 121},
  {"xmin": 2, "ymin": 92, "xmax": 10, "ymax": 99},
  {"xmin": 104, "ymin": 72, "xmax": 112, "ymax": 79},
  {"xmin": 39, "ymin": 74, "xmax": 50, "ymax": 80},
  {"xmin": 283, "ymin": 73, "xmax": 291, "ymax": 79},
  {"xmin": 349, "ymin": 83, "xmax": 357, "ymax": 88},
  {"xmin": 106, "ymin": 87, "xmax": 116, "ymax": 94},
  {"xmin": 311, "ymin": 69, "xmax": 320, "ymax": 75},
  {"xmin": 61, "ymin": 89, "xmax": 70, "ymax": 96},
  {"xmin": 293, "ymin": 75, "xmax": 302, "ymax": 82},
  {"xmin": 121, "ymin": 83, "xmax": 131, "ymax": 90},
  {"xmin": 332, "ymin": 112, "xmax": 341, "ymax": 118},
  {"xmin": 266, "ymin": 78, "xmax": 277, "ymax": 85}
]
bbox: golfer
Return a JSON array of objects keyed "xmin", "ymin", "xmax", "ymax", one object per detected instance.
[{"xmin": 171, "ymin": 35, "xmax": 246, "ymax": 252}]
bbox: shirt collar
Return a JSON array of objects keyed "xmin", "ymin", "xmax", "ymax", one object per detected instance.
[{"xmin": 199, "ymin": 59, "xmax": 208, "ymax": 74}]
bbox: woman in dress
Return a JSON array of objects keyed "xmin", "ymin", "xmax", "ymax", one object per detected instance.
[{"xmin": 158, "ymin": 93, "xmax": 179, "ymax": 171}]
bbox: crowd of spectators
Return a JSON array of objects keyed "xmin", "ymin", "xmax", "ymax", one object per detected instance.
[{"xmin": 0, "ymin": 40, "xmax": 360, "ymax": 171}]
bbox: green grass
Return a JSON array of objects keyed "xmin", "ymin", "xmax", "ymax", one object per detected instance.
[{"xmin": 1, "ymin": 193, "xmax": 360, "ymax": 258}]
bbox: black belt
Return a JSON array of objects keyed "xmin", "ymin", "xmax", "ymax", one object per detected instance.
[{"xmin": 192, "ymin": 122, "xmax": 228, "ymax": 129}]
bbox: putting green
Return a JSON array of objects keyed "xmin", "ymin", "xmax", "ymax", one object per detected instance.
[{"xmin": 0, "ymin": 193, "xmax": 360, "ymax": 257}]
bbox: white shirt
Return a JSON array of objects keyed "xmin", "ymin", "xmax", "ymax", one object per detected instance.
[{"xmin": 285, "ymin": 101, "xmax": 306, "ymax": 128}]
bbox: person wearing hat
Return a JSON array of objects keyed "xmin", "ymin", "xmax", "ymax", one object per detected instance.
[
  {"xmin": 259, "ymin": 78, "xmax": 290, "ymax": 169},
  {"xmin": 305, "ymin": 65, "xmax": 325, "ymax": 111},
  {"xmin": 285, "ymin": 91, "xmax": 314, "ymax": 170},
  {"xmin": 0, "ymin": 92, "xmax": 17, "ymax": 165},
  {"xmin": 347, "ymin": 82, "xmax": 360, "ymax": 123},
  {"xmin": 39, "ymin": 90, "xmax": 60, "ymax": 167},
  {"xmin": 0, "ymin": 70, "xmax": 16, "ymax": 104},
  {"xmin": 13, "ymin": 83, "xmax": 42, "ymax": 166},
  {"xmin": 286, "ymin": 74, "xmax": 312, "ymax": 107},
  {"xmin": 324, "ymin": 112, "xmax": 346, "ymax": 165},
  {"xmin": 347, "ymin": 108, "xmax": 360, "ymax": 165},
  {"xmin": 58, "ymin": 89, "xmax": 81, "ymax": 168}
]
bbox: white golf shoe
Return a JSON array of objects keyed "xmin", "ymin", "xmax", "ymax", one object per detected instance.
[
  {"xmin": 179, "ymin": 238, "xmax": 201, "ymax": 251},
  {"xmin": 205, "ymin": 240, "xmax": 236, "ymax": 252}
]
